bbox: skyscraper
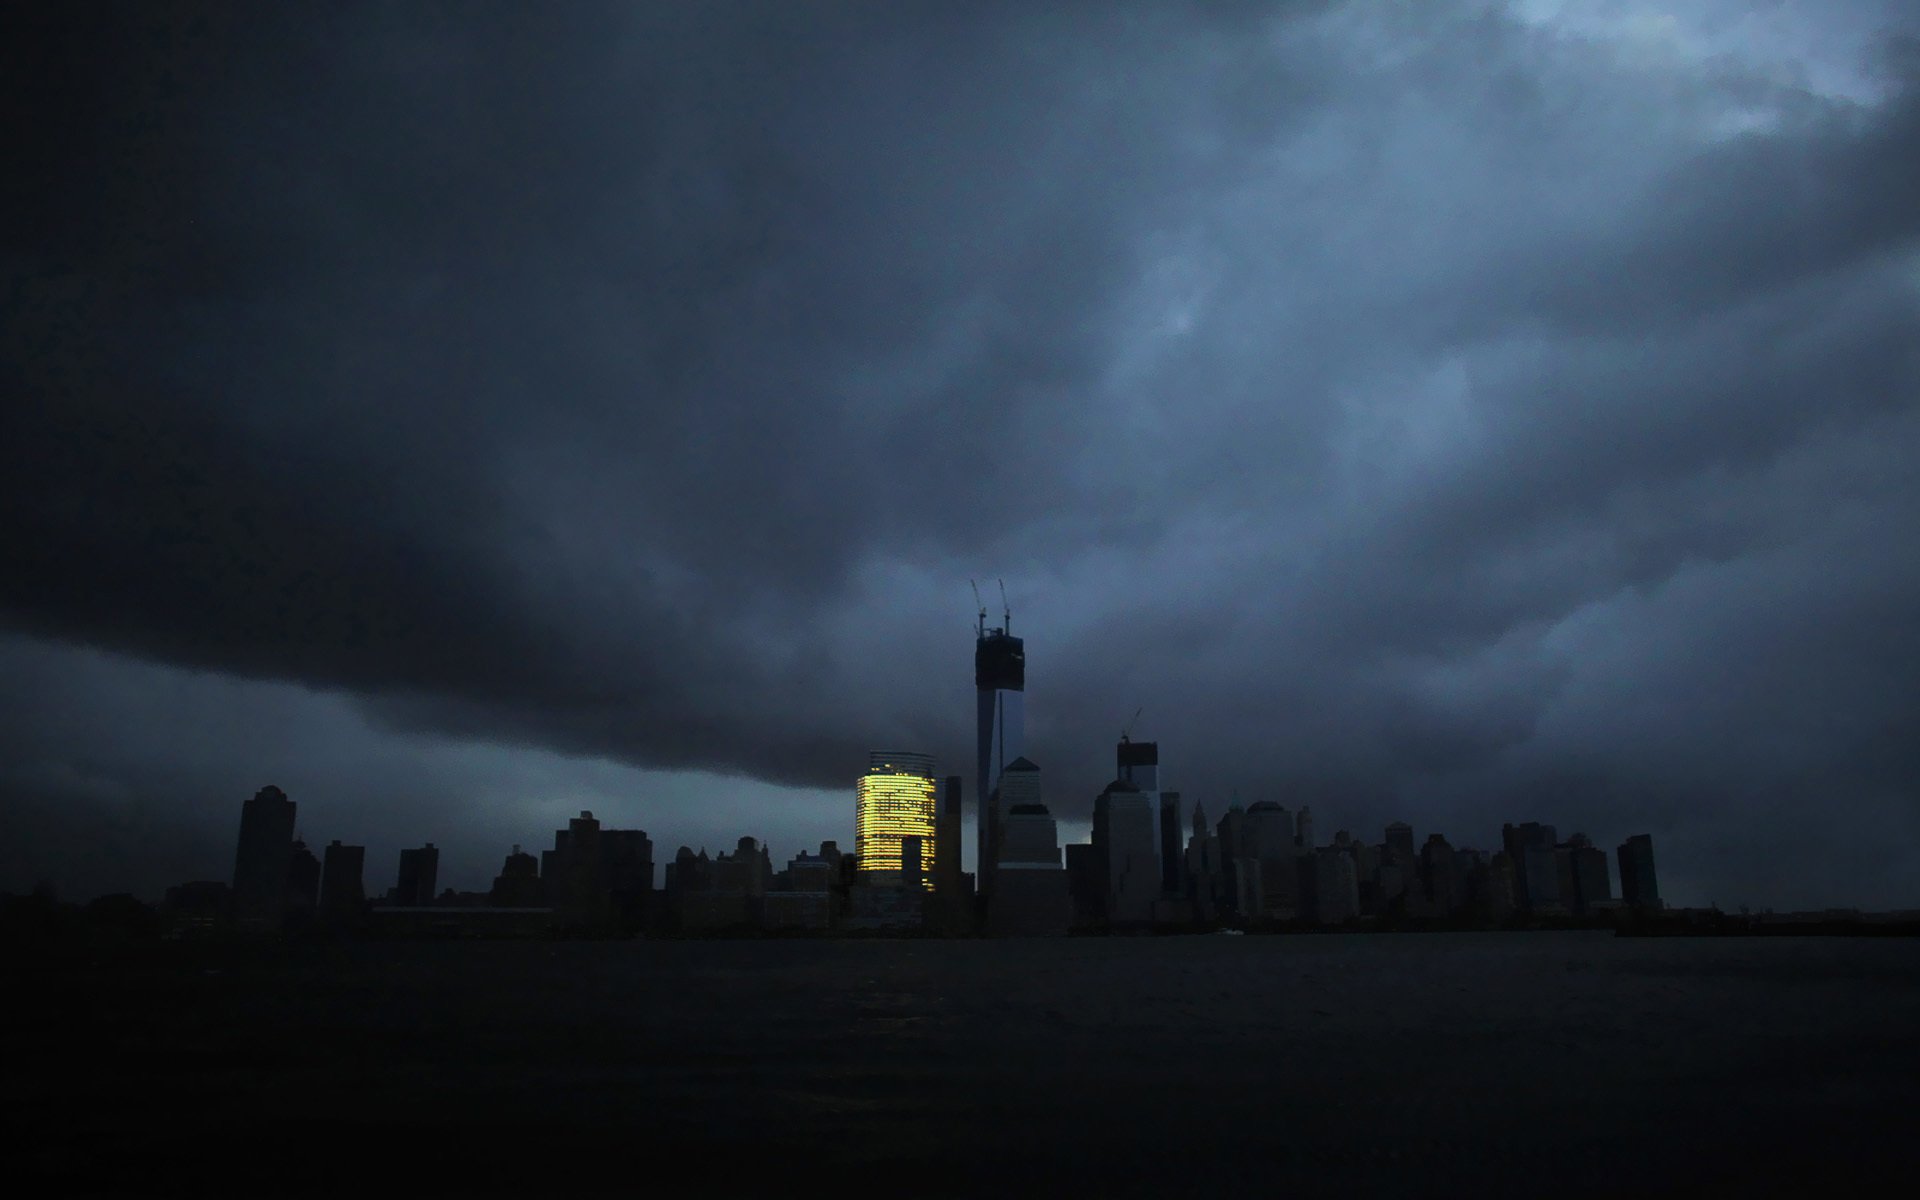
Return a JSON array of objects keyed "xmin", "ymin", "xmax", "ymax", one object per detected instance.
[
  {"xmin": 856, "ymin": 752, "xmax": 938, "ymax": 889},
  {"xmin": 1117, "ymin": 737, "xmax": 1158, "ymax": 792},
  {"xmin": 975, "ymin": 604, "xmax": 1024, "ymax": 900},
  {"xmin": 1618, "ymin": 834, "xmax": 1661, "ymax": 911},
  {"xmin": 319, "ymin": 840, "xmax": 366, "ymax": 920},
  {"xmin": 232, "ymin": 785, "xmax": 296, "ymax": 928},
  {"xmin": 392, "ymin": 843, "xmax": 439, "ymax": 907}
]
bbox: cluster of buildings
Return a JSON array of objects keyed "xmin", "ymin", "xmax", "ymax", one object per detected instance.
[{"xmin": 164, "ymin": 606, "xmax": 1663, "ymax": 938}]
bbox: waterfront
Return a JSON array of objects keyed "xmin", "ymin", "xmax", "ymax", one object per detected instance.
[{"xmin": 14, "ymin": 932, "xmax": 1918, "ymax": 1193}]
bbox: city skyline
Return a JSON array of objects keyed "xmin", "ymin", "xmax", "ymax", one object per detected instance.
[{"xmin": 5, "ymin": 3, "xmax": 1919, "ymax": 913}]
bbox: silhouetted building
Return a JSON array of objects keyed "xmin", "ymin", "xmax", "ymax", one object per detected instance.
[
  {"xmin": 232, "ymin": 785, "xmax": 296, "ymax": 929},
  {"xmin": 1484, "ymin": 851, "xmax": 1518, "ymax": 920},
  {"xmin": 937, "ymin": 775, "xmax": 963, "ymax": 891},
  {"xmin": 1065, "ymin": 843, "xmax": 1101, "ymax": 928},
  {"xmin": 975, "ymin": 607, "xmax": 1025, "ymax": 905},
  {"xmin": 389, "ymin": 843, "xmax": 439, "ymax": 907},
  {"xmin": 542, "ymin": 811, "xmax": 654, "ymax": 933},
  {"xmin": 490, "ymin": 844, "xmax": 543, "ymax": 907},
  {"xmin": 1158, "ymin": 790, "xmax": 1184, "ymax": 897},
  {"xmin": 1117, "ymin": 736, "xmax": 1159, "ymax": 792},
  {"xmin": 1246, "ymin": 801, "xmax": 1298, "ymax": 920},
  {"xmin": 1504, "ymin": 822, "xmax": 1562, "ymax": 912},
  {"xmin": 319, "ymin": 840, "xmax": 366, "ymax": 922},
  {"xmin": 1618, "ymin": 834, "xmax": 1661, "ymax": 911},
  {"xmin": 287, "ymin": 839, "xmax": 321, "ymax": 919},
  {"xmin": 1566, "ymin": 835, "xmax": 1611, "ymax": 914},
  {"xmin": 1295, "ymin": 804, "xmax": 1315, "ymax": 851},
  {"xmin": 1094, "ymin": 779, "xmax": 1158, "ymax": 926},
  {"xmin": 1384, "ymin": 821, "xmax": 1416, "ymax": 864},
  {"xmin": 857, "ymin": 752, "xmax": 938, "ymax": 889},
  {"xmin": 991, "ymin": 792, "xmax": 1069, "ymax": 937},
  {"xmin": 765, "ymin": 851, "xmax": 834, "ymax": 930},
  {"xmin": 1421, "ymin": 833, "xmax": 1461, "ymax": 916},
  {"xmin": 1184, "ymin": 801, "xmax": 1225, "ymax": 923},
  {"xmin": 1312, "ymin": 846, "xmax": 1360, "ymax": 923}
]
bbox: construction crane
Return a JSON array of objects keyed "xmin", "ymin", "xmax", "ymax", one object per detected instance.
[
  {"xmin": 998, "ymin": 578, "xmax": 1010, "ymax": 632},
  {"xmin": 970, "ymin": 579, "xmax": 986, "ymax": 635},
  {"xmin": 1121, "ymin": 706, "xmax": 1143, "ymax": 742}
]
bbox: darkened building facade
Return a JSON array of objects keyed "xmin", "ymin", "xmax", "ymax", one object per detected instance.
[
  {"xmin": 1503, "ymin": 822, "xmax": 1561, "ymax": 912},
  {"xmin": 543, "ymin": 811, "xmax": 654, "ymax": 933},
  {"xmin": 391, "ymin": 843, "xmax": 439, "ymax": 907},
  {"xmin": 1618, "ymin": 834, "xmax": 1661, "ymax": 911},
  {"xmin": 287, "ymin": 839, "xmax": 321, "ymax": 921},
  {"xmin": 319, "ymin": 840, "xmax": 366, "ymax": 921},
  {"xmin": 490, "ymin": 844, "xmax": 543, "ymax": 907},
  {"xmin": 232, "ymin": 785, "xmax": 296, "ymax": 928},
  {"xmin": 974, "ymin": 609, "xmax": 1024, "ymax": 907}
]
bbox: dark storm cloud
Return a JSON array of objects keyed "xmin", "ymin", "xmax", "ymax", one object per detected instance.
[{"xmin": 3, "ymin": 1, "xmax": 1917, "ymax": 907}]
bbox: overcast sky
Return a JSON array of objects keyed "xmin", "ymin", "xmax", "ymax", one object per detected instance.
[{"xmin": 4, "ymin": 1, "xmax": 1916, "ymax": 909}]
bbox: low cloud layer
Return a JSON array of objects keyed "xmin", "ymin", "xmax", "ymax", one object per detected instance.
[{"xmin": 4, "ymin": 1, "xmax": 1917, "ymax": 908}]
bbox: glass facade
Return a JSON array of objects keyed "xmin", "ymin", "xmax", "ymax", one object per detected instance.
[{"xmin": 856, "ymin": 752, "xmax": 938, "ymax": 889}]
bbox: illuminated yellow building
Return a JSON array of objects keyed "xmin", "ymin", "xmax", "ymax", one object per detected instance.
[{"xmin": 855, "ymin": 752, "xmax": 938, "ymax": 889}]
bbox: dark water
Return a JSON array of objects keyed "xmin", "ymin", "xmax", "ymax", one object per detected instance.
[{"xmin": 14, "ymin": 932, "xmax": 1919, "ymax": 1193}]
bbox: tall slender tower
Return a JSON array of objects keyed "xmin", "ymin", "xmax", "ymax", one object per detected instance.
[{"xmin": 974, "ymin": 588, "xmax": 1025, "ymax": 903}]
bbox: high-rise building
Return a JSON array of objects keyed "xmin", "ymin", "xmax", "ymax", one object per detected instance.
[
  {"xmin": 287, "ymin": 839, "xmax": 321, "ymax": 919},
  {"xmin": 391, "ymin": 843, "xmax": 439, "ymax": 907},
  {"xmin": 1094, "ymin": 779, "xmax": 1158, "ymax": 926},
  {"xmin": 975, "ymin": 607, "xmax": 1025, "ymax": 901},
  {"xmin": 1384, "ymin": 821, "xmax": 1416, "ymax": 865},
  {"xmin": 1618, "ymin": 834, "xmax": 1661, "ymax": 911},
  {"xmin": 319, "ymin": 840, "xmax": 366, "ymax": 920},
  {"xmin": 937, "ymin": 776, "xmax": 963, "ymax": 893},
  {"xmin": 991, "ymin": 782, "xmax": 1069, "ymax": 937},
  {"xmin": 1569, "ymin": 840, "xmax": 1611, "ymax": 914},
  {"xmin": 856, "ymin": 752, "xmax": 938, "ymax": 889},
  {"xmin": 1158, "ymin": 790, "xmax": 1184, "ymax": 896},
  {"xmin": 542, "ymin": 811, "xmax": 654, "ymax": 931},
  {"xmin": 232, "ymin": 785, "xmax": 296, "ymax": 928},
  {"xmin": 1503, "ymin": 822, "xmax": 1560, "ymax": 911},
  {"xmin": 490, "ymin": 844, "xmax": 543, "ymax": 907},
  {"xmin": 1117, "ymin": 737, "xmax": 1159, "ymax": 793},
  {"xmin": 1246, "ymin": 802, "xmax": 1298, "ymax": 919}
]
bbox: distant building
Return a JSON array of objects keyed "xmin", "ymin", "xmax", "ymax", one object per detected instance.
[
  {"xmin": 232, "ymin": 785, "xmax": 296, "ymax": 929},
  {"xmin": 1312, "ymin": 846, "xmax": 1360, "ymax": 924},
  {"xmin": 1184, "ymin": 801, "xmax": 1225, "ymax": 923},
  {"xmin": 764, "ymin": 851, "xmax": 833, "ymax": 931},
  {"xmin": 1568, "ymin": 836, "xmax": 1611, "ymax": 915},
  {"xmin": 934, "ymin": 775, "xmax": 966, "ymax": 924},
  {"xmin": 991, "ymin": 782, "xmax": 1069, "ymax": 937},
  {"xmin": 489, "ymin": 844, "xmax": 543, "ymax": 907},
  {"xmin": 1065, "ymin": 843, "xmax": 1103, "ymax": 929},
  {"xmin": 975, "ymin": 613, "xmax": 1025, "ymax": 906},
  {"xmin": 1294, "ymin": 804, "xmax": 1315, "ymax": 851},
  {"xmin": 856, "ymin": 752, "xmax": 938, "ymax": 889},
  {"xmin": 389, "ymin": 843, "xmax": 439, "ymax": 907},
  {"xmin": 1421, "ymin": 834, "xmax": 1461, "ymax": 916},
  {"xmin": 319, "ymin": 840, "xmax": 366, "ymax": 922},
  {"xmin": 1158, "ymin": 790, "xmax": 1184, "ymax": 898},
  {"xmin": 1618, "ymin": 834, "xmax": 1661, "ymax": 911},
  {"xmin": 1245, "ymin": 802, "xmax": 1298, "ymax": 920},
  {"xmin": 542, "ymin": 811, "xmax": 654, "ymax": 933},
  {"xmin": 1503, "ymin": 822, "xmax": 1562, "ymax": 912},
  {"xmin": 287, "ymin": 839, "xmax": 321, "ymax": 920},
  {"xmin": 1117, "ymin": 737, "xmax": 1159, "ymax": 792},
  {"xmin": 1384, "ymin": 821, "xmax": 1416, "ymax": 865},
  {"xmin": 1094, "ymin": 779, "xmax": 1159, "ymax": 926}
]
